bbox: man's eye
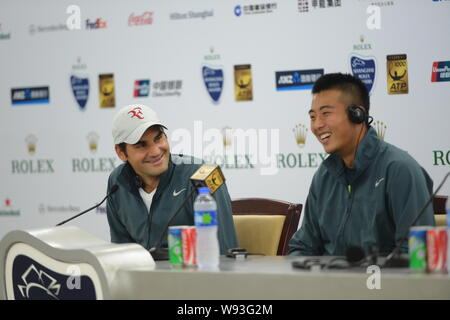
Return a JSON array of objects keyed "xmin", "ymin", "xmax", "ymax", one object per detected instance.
[
  {"xmin": 155, "ymin": 133, "xmax": 164, "ymax": 142},
  {"xmin": 310, "ymin": 116, "xmax": 316, "ymax": 121}
]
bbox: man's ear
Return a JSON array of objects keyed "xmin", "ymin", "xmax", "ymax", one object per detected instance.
[{"xmin": 115, "ymin": 144, "xmax": 128, "ymax": 162}]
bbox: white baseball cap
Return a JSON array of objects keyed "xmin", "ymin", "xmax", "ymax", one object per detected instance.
[{"xmin": 112, "ymin": 104, "xmax": 166, "ymax": 144}]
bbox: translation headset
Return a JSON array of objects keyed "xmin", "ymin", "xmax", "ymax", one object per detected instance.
[{"xmin": 347, "ymin": 105, "xmax": 368, "ymax": 125}]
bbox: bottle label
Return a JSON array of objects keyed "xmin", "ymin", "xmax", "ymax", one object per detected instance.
[{"xmin": 194, "ymin": 210, "xmax": 217, "ymax": 227}]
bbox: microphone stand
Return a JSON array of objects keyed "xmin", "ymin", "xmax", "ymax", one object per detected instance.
[
  {"xmin": 149, "ymin": 188, "xmax": 197, "ymax": 260},
  {"xmin": 383, "ymin": 171, "xmax": 449, "ymax": 268},
  {"xmin": 56, "ymin": 185, "xmax": 118, "ymax": 226}
]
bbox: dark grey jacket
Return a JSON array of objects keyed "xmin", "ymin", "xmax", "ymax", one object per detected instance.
[
  {"xmin": 288, "ymin": 127, "xmax": 435, "ymax": 256},
  {"xmin": 106, "ymin": 154, "xmax": 238, "ymax": 253}
]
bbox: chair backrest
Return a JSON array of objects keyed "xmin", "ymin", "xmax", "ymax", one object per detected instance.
[
  {"xmin": 433, "ymin": 195, "xmax": 448, "ymax": 227},
  {"xmin": 231, "ymin": 198, "xmax": 302, "ymax": 256}
]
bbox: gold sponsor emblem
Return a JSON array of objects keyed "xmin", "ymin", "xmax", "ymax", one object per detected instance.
[
  {"xmin": 293, "ymin": 124, "xmax": 308, "ymax": 148},
  {"xmin": 190, "ymin": 165, "xmax": 225, "ymax": 194},
  {"xmin": 387, "ymin": 54, "xmax": 408, "ymax": 94},
  {"xmin": 25, "ymin": 134, "xmax": 38, "ymax": 155},
  {"xmin": 221, "ymin": 126, "xmax": 232, "ymax": 147},
  {"xmin": 374, "ymin": 121, "xmax": 387, "ymax": 140},
  {"xmin": 86, "ymin": 131, "xmax": 99, "ymax": 153},
  {"xmin": 99, "ymin": 73, "xmax": 116, "ymax": 107},
  {"xmin": 234, "ymin": 64, "xmax": 253, "ymax": 101}
]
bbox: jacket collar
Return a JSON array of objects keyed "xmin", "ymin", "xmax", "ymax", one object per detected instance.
[{"xmin": 323, "ymin": 127, "xmax": 384, "ymax": 183}]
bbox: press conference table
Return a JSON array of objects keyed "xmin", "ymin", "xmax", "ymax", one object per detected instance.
[{"xmin": 114, "ymin": 255, "xmax": 450, "ymax": 300}]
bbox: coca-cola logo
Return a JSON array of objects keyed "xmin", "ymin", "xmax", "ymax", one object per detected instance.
[{"xmin": 128, "ymin": 12, "xmax": 153, "ymax": 26}]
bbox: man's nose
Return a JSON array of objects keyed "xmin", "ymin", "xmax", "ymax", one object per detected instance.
[
  {"xmin": 145, "ymin": 143, "xmax": 161, "ymax": 157},
  {"xmin": 311, "ymin": 116, "xmax": 324, "ymax": 133}
]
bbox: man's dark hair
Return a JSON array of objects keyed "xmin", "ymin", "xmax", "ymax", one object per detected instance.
[
  {"xmin": 312, "ymin": 73, "xmax": 370, "ymax": 114},
  {"xmin": 117, "ymin": 125, "xmax": 166, "ymax": 157}
]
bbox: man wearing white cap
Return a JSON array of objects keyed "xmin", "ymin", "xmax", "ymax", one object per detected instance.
[{"xmin": 106, "ymin": 104, "xmax": 238, "ymax": 253}]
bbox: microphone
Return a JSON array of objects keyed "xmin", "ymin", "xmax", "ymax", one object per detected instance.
[
  {"xmin": 322, "ymin": 246, "xmax": 371, "ymax": 269},
  {"xmin": 383, "ymin": 171, "xmax": 450, "ymax": 268},
  {"xmin": 346, "ymin": 246, "xmax": 366, "ymax": 265},
  {"xmin": 55, "ymin": 185, "xmax": 119, "ymax": 226},
  {"xmin": 148, "ymin": 165, "xmax": 226, "ymax": 261}
]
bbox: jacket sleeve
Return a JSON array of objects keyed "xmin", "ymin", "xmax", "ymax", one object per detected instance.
[
  {"xmin": 106, "ymin": 179, "xmax": 134, "ymax": 244},
  {"xmin": 212, "ymin": 183, "xmax": 239, "ymax": 254},
  {"xmin": 288, "ymin": 183, "xmax": 324, "ymax": 256},
  {"xmin": 386, "ymin": 160, "xmax": 435, "ymax": 253}
]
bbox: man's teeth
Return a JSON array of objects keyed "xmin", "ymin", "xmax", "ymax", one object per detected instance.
[
  {"xmin": 146, "ymin": 155, "xmax": 163, "ymax": 163},
  {"xmin": 320, "ymin": 133, "xmax": 331, "ymax": 140}
]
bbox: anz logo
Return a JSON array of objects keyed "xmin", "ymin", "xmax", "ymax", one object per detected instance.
[
  {"xmin": 277, "ymin": 72, "xmax": 301, "ymax": 85},
  {"xmin": 276, "ymin": 69, "xmax": 324, "ymax": 91}
]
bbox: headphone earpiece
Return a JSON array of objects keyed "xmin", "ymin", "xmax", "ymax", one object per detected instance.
[{"xmin": 347, "ymin": 105, "xmax": 367, "ymax": 124}]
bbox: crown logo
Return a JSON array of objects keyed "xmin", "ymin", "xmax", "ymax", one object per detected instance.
[
  {"xmin": 374, "ymin": 121, "xmax": 387, "ymax": 140},
  {"xmin": 221, "ymin": 126, "xmax": 232, "ymax": 147},
  {"xmin": 293, "ymin": 124, "xmax": 308, "ymax": 148},
  {"xmin": 25, "ymin": 134, "xmax": 38, "ymax": 155},
  {"xmin": 72, "ymin": 56, "xmax": 87, "ymax": 71},
  {"xmin": 86, "ymin": 131, "xmax": 99, "ymax": 153}
]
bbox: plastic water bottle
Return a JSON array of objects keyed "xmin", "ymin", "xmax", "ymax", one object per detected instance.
[{"xmin": 194, "ymin": 187, "xmax": 219, "ymax": 269}]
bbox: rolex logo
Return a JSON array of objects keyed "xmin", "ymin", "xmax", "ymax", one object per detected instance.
[
  {"xmin": 204, "ymin": 46, "xmax": 221, "ymax": 61},
  {"xmin": 293, "ymin": 124, "xmax": 308, "ymax": 148},
  {"xmin": 86, "ymin": 131, "xmax": 99, "ymax": 153},
  {"xmin": 374, "ymin": 121, "xmax": 387, "ymax": 140},
  {"xmin": 353, "ymin": 34, "xmax": 372, "ymax": 50},
  {"xmin": 221, "ymin": 126, "xmax": 232, "ymax": 147},
  {"xmin": 25, "ymin": 134, "xmax": 38, "ymax": 155}
]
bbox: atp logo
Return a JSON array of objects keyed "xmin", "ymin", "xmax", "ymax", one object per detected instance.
[{"xmin": 128, "ymin": 107, "xmax": 144, "ymax": 119}]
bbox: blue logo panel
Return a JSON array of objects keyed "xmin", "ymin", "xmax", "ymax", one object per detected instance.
[
  {"xmin": 71, "ymin": 75, "xmax": 89, "ymax": 109},
  {"xmin": 275, "ymin": 69, "xmax": 324, "ymax": 91},
  {"xmin": 202, "ymin": 66, "xmax": 224, "ymax": 103},
  {"xmin": 11, "ymin": 87, "xmax": 50, "ymax": 105},
  {"xmin": 350, "ymin": 55, "xmax": 376, "ymax": 95}
]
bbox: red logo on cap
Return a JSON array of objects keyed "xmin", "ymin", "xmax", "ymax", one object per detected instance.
[{"xmin": 128, "ymin": 107, "xmax": 144, "ymax": 119}]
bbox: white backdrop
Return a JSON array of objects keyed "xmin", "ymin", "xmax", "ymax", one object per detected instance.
[{"xmin": 0, "ymin": 0, "xmax": 449, "ymax": 241}]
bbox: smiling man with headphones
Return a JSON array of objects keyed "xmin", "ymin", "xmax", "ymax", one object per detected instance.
[{"xmin": 288, "ymin": 73, "xmax": 435, "ymax": 257}]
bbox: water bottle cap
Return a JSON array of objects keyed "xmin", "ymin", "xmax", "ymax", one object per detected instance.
[{"xmin": 198, "ymin": 187, "xmax": 210, "ymax": 194}]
